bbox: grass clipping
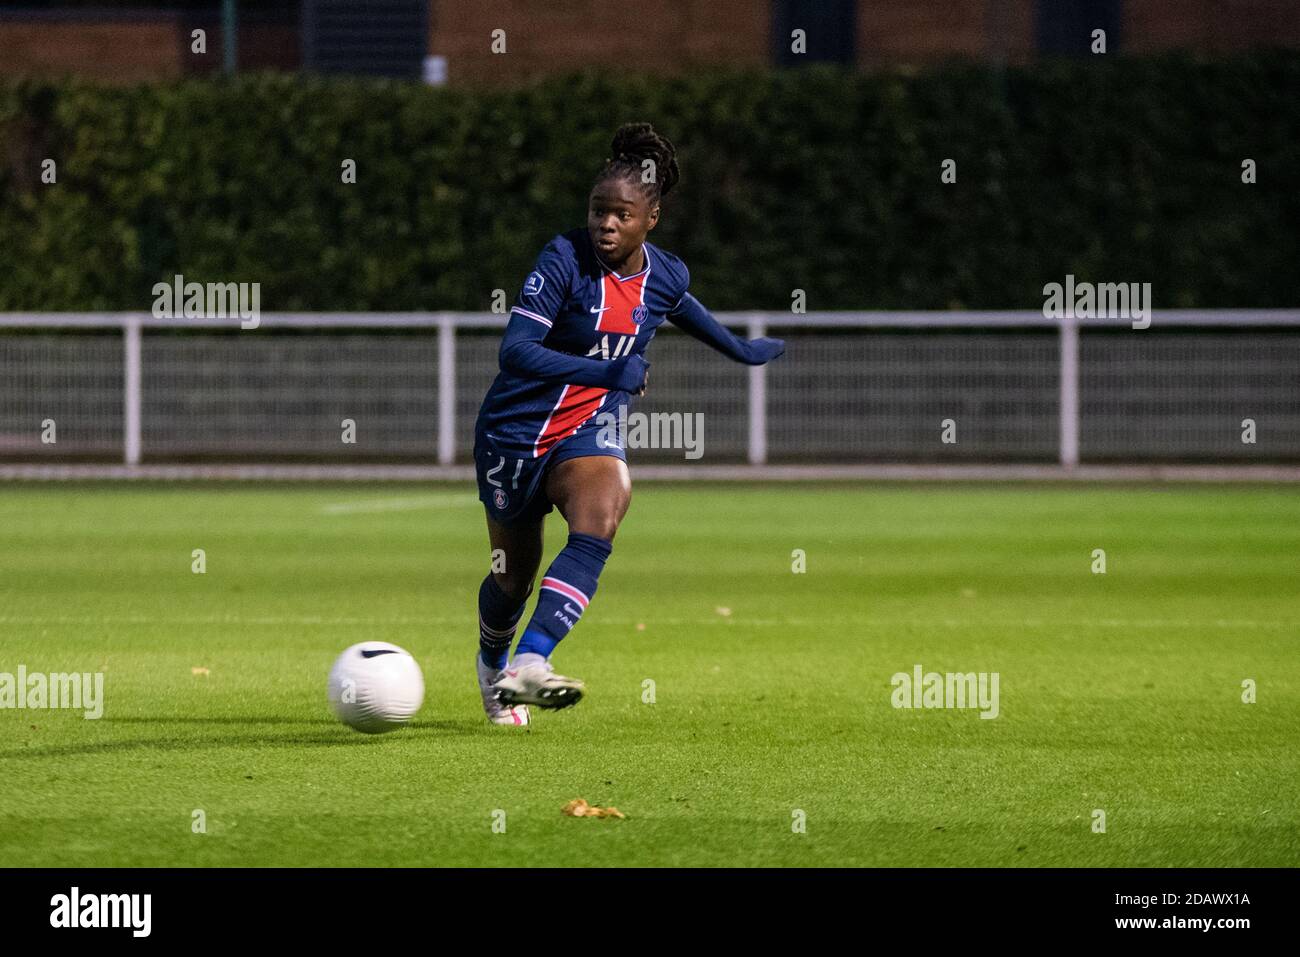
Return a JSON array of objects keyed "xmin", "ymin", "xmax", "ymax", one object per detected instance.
[{"xmin": 562, "ymin": 798, "xmax": 625, "ymax": 820}]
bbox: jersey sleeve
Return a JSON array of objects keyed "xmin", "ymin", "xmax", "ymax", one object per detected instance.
[
  {"xmin": 665, "ymin": 256, "xmax": 786, "ymax": 366},
  {"xmin": 499, "ymin": 312, "xmax": 641, "ymax": 389},
  {"xmin": 667, "ymin": 272, "xmax": 757, "ymax": 364},
  {"xmin": 667, "ymin": 260, "xmax": 691, "ymax": 314},
  {"xmin": 509, "ymin": 236, "xmax": 573, "ymax": 330}
]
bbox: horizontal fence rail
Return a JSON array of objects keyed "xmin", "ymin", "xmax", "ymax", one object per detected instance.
[{"xmin": 1, "ymin": 311, "xmax": 1297, "ymax": 467}]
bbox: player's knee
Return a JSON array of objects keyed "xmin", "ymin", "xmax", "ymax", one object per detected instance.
[{"xmin": 574, "ymin": 509, "xmax": 621, "ymax": 542}]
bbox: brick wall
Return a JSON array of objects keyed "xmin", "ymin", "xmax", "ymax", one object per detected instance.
[
  {"xmin": 1125, "ymin": 0, "xmax": 1300, "ymax": 52},
  {"xmin": 855, "ymin": 0, "xmax": 1037, "ymax": 65},
  {"xmin": 0, "ymin": 1, "xmax": 1296, "ymax": 86},
  {"xmin": 0, "ymin": 11, "xmax": 297, "ymax": 83},
  {"xmin": 0, "ymin": 17, "xmax": 184, "ymax": 83},
  {"xmin": 427, "ymin": 0, "xmax": 771, "ymax": 85}
]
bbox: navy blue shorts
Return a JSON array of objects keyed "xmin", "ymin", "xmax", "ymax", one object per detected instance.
[{"xmin": 474, "ymin": 425, "xmax": 626, "ymax": 527}]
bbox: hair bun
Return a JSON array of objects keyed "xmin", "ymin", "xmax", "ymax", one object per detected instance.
[{"xmin": 598, "ymin": 122, "xmax": 680, "ymax": 199}]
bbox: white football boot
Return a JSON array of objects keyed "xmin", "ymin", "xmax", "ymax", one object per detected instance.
[
  {"xmin": 476, "ymin": 654, "xmax": 530, "ymax": 726},
  {"xmin": 493, "ymin": 658, "xmax": 585, "ymax": 710}
]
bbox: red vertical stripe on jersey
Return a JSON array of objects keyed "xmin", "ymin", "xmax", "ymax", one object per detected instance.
[
  {"xmin": 595, "ymin": 271, "xmax": 646, "ymax": 335},
  {"xmin": 534, "ymin": 384, "xmax": 608, "ymax": 456},
  {"xmin": 533, "ymin": 266, "xmax": 645, "ymax": 456}
]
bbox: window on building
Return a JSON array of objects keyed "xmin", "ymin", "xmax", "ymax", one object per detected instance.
[
  {"xmin": 771, "ymin": 0, "xmax": 856, "ymax": 66},
  {"xmin": 302, "ymin": 0, "xmax": 428, "ymax": 78},
  {"xmin": 1036, "ymin": 0, "xmax": 1123, "ymax": 55}
]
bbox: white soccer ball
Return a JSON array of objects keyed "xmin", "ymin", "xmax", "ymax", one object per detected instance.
[{"xmin": 328, "ymin": 641, "xmax": 425, "ymax": 734}]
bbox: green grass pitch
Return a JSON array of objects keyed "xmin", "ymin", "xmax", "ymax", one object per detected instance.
[{"xmin": 1, "ymin": 481, "xmax": 1296, "ymax": 867}]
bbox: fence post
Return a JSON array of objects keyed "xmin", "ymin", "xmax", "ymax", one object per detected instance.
[
  {"xmin": 438, "ymin": 317, "xmax": 456, "ymax": 464},
  {"xmin": 1058, "ymin": 317, "xmax": 1079, "ymax": 467},
  {"xmin": 124, "ymin": 318, "xmax": 142, "ymax": 466},
  {"xmin": 222, "ymin": 0, "xmax": 238, "ymax": 74},
  {"xmin": 748, "ymin": 314, "xmax": 767, "ymax": 465}
]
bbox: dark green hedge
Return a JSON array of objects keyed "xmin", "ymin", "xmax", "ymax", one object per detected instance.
[{"xmin": 2, "ymin": 52, "xmax": 1297, "ymax": 311}]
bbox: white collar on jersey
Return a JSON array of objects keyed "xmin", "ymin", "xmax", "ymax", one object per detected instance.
[{"xmin": 595, "ymin": 240, "xmax": 651, "ymax": 281}]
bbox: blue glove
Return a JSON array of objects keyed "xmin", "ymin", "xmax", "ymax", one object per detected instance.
[
  {"xmin": 610, "ymin": 354, "xmax": 650, "ymax": 393},
  {"xmin": 744, "ymin": 337, "xmax": 785, "ymax": 365}
]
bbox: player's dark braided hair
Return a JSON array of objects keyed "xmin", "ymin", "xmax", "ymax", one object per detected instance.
[{"xmin": 596, "ymin": 122, "xmax": 680, "ymax": 207}]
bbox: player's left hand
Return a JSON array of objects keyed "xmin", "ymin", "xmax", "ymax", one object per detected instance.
[{"xmin": 744, "ymin": 337, "xmax": 785, "ymax": 365}]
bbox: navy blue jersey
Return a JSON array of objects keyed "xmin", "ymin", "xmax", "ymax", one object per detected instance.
[{"xmin": 476, "ymin": 228, "xmax": 688, "ymax": 458}]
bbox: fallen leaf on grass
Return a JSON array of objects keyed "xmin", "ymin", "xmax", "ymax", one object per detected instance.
[{"xmin": 562, "ymin": 798, "xmax": 625, "ymax": 819}]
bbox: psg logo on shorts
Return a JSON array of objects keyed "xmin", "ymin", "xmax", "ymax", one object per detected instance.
[
  {"xmin": 631, "ymin": 305, "xmax": 648, "ymax": 326},
  {"xmin": 493, "ymin": 489, "xmax": 509, "ymax": 510}
]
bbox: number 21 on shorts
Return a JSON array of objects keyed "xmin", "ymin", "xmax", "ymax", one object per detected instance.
[{"xmin": 485, "ymin": 455, "xmax": 524, "ymax": 490}]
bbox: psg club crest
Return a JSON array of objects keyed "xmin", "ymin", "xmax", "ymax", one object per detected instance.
[
  {"xmin": 493, "ymin": 489, "xmax": 509, "ymax": 509},
  {"xmin": 631, "ymin": 305, "xmax": 649, "ymax": 326}
]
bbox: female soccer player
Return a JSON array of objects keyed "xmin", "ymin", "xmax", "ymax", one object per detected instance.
[{"xmin": 473, "ymin": 122, "xmax": 785, "ymax": 725}]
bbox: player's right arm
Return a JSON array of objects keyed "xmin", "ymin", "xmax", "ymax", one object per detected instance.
[
  {"xmin": 499, "ymin": 239, "xmax": 648, "ymax": 393},
  {"xmin": 500, "ymin": 313, "xmax": 647, "ymax": 392}
]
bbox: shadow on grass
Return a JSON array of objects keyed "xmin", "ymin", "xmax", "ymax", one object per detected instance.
[{"xmin": 0, "ymin": 716, "xmax": 484, "ymax": 760}]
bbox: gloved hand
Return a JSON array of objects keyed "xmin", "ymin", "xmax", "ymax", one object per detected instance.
[
  {"xmin": 610, "ymin": 353, "xmax": 650, "ymax": 394},
  {"xmin": 743, "ymin": 337, "xmax": 786, "ymax": 365}
]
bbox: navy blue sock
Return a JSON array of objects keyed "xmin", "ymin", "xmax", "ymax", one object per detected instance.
[
  {"xmin": 478, "ymin": 574, "xmax": 528, "ymax": 670},
  {"xmin": 514, "ymin": 533, "xmax": 613, "ymax": 659}
]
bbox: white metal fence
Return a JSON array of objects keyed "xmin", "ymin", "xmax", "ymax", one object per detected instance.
[{"xmin": 1, "ymin": 311, "xmax": 1297, "ymax": 465}]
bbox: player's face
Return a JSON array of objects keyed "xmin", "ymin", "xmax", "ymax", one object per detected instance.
[{"xmin": 588, "ymin": 178, "xmax": 659, "ymax": 266}]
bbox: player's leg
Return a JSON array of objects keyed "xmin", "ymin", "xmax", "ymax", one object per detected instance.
[
  {"xmin": 547, "ymin": 454, "xmax": 632, "ymax": 542},
  {"xmin": 479, "ymin": 511, "xmax": 545, "ymax": 666},
  {"xmin": 473, "ymin": 432, "xmax": 556, "ymax": 724},
  {"xmin": 475, "ymin": 511, "xmax": 544, "ymax": 726},
  {"xmin": 495, "ymin": 455, "xmax": 630, "ymax": 710}
]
